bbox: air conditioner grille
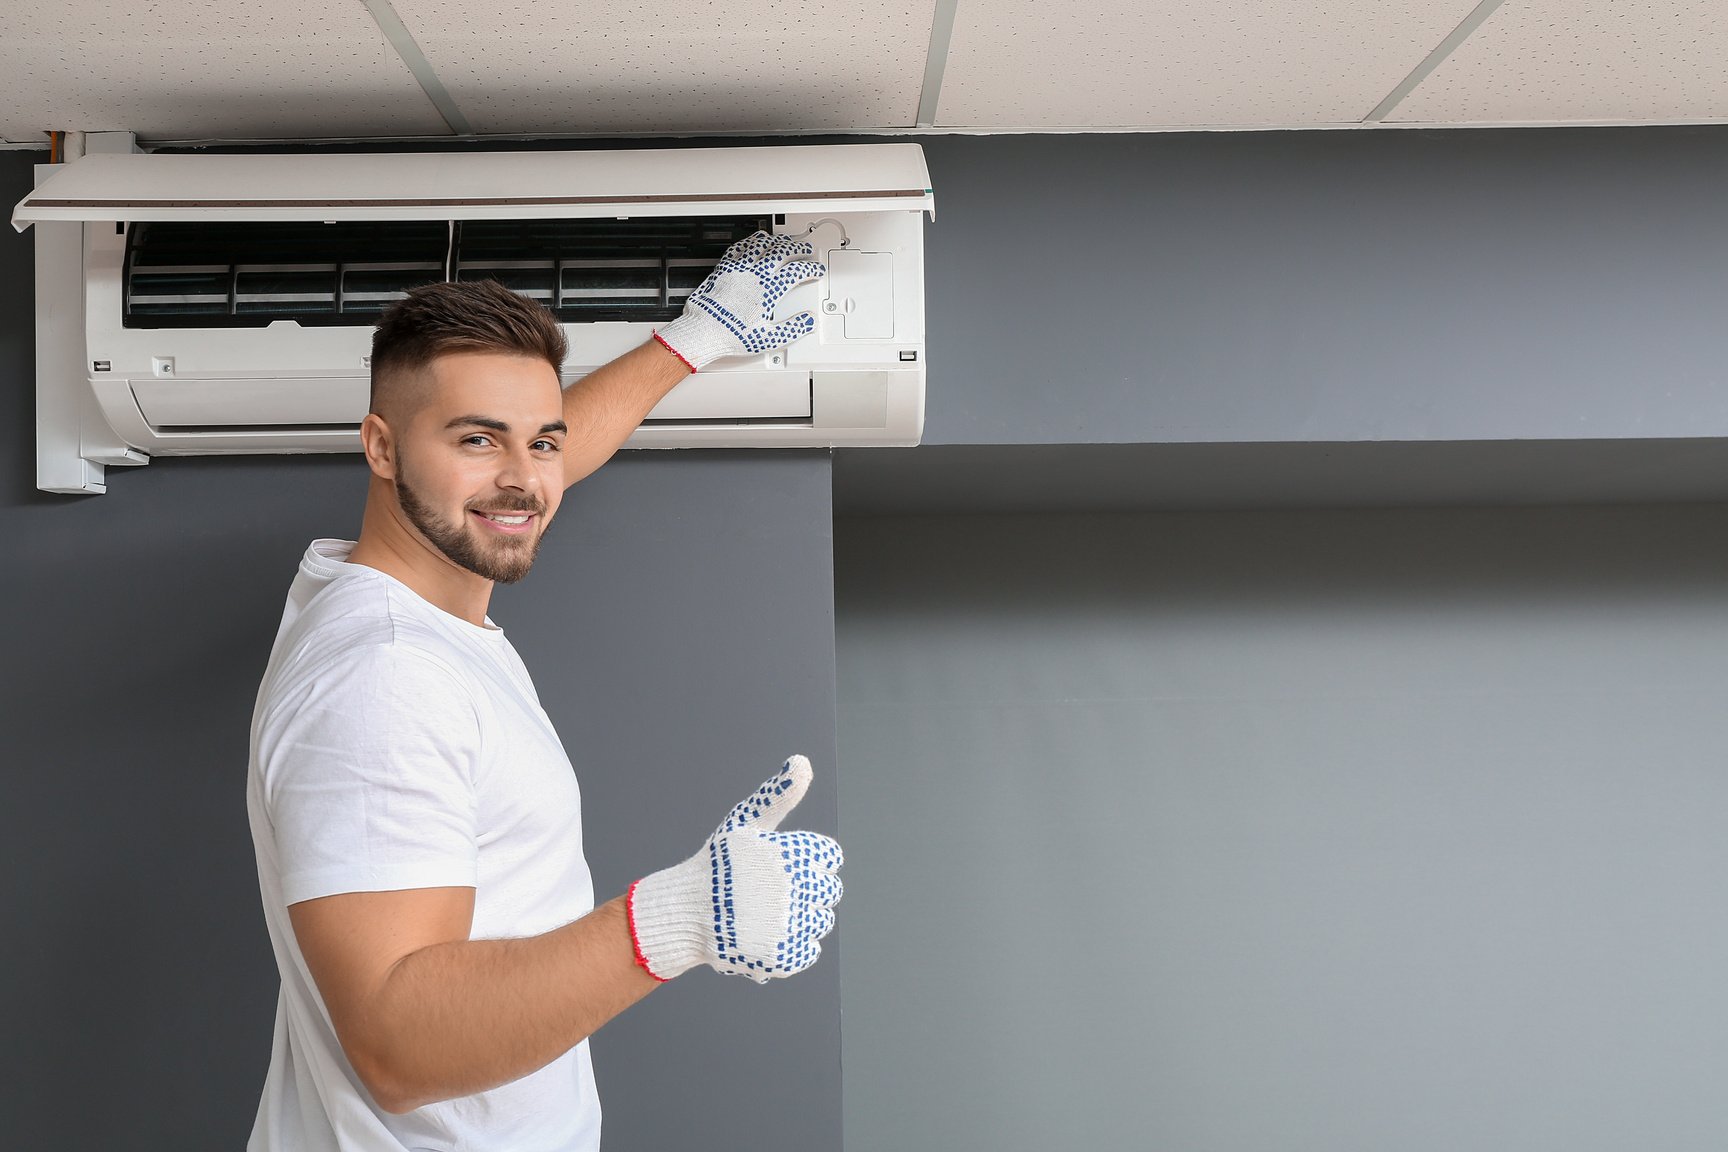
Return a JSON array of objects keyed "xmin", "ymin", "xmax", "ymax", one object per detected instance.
[
  {"xmin": 125, "ymin": 221, "xmax": 449, "ymax": 325},
  {"xmin": 123, "ymin": 216, "xmax": 769, "ymax": 328},
  {"xmin": 454, "ymin": 217, "xmax": 765, "ymax": 323}
]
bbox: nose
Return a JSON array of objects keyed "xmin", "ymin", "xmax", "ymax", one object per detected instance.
[{"xmin": 494, "ymin": 443, "xmax": 541, "ymax": 495}]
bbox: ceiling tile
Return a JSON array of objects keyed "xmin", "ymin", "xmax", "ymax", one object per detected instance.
[
  {"xmin": 0, "ymin": 0, "xmax": 448, "ymax": 143},
  {"xmin": 1389, "ymin": 0, "xmax": 1728, "ymax": 123},
  {"xmin": 935, "ymin": 0, "xmax": 1486, "ymax": 128},
  {"xmin": 390, "ymin": 0, "xmax": 937, "ymax": 134}
]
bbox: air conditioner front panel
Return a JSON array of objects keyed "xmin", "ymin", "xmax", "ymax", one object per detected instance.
[
  {"xmin": 131, "ymin": 376, "xmax": 367, "ymax": 429},
  {"xmin": 110, "ymin": 368, "xmax": 920, "ymax": 451},
  {"xmin": 644, "ymin": 372, "xmax": 810, "ymax": 422},
  {"xmin": 147, "ymin": 429, "xmax": 361, "ymax": 456}
]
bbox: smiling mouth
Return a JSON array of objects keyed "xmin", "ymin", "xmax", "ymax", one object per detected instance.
[{"xmin": 471, "ymin": 509, "xmax": 538, "ymax": 533}]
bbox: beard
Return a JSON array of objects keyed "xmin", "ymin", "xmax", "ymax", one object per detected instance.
[{"xmin": 395, "ymin": 461, "xmax": 549, "ymax": 585}]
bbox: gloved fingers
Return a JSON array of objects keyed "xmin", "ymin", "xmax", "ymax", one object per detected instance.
[
  {"xmin": 719, "ymin": 754, "xmax": 812, "ymax": 832},
  {"xmin": 796, "ymin": 904, "xmax": 836, "ymax": 941},
  {"xmin": 764, "ymin": 240, "xmax": 816, "ymax": 270},
  {"xmin": 771, "ymin": 258, "xmax": 827, "ymax": 290},
  {"xmin": 760, "ymin": 259, "xmax": 825, "ymax": 302},
  {"xmin": 799, "ymin": 869, "xmax": 843, "ymax": 909},
  {"xmin": 823, "ymin": 869, "xmax": 845, "ymax": 905},
  {"xmin": 731, "ymin": 233, "xmax": 815, "ymax": 282},
  {"xmin": 758, "ymin": 313, "xmax": 816, "ymax": 349},
  {"xmin": 778, "ymin": 937, "xmax": 822, "ymax": 976},
  {"xmin": 724, "ymin": 230, "xmax": 777, "ymax": 263},
  {"xmin": 767, "ymin": 231, "xmax": 815, "ymax": 254},
  {"xmin": 771, "ymin": 827, "xmax": 843, "ymax": 872}
]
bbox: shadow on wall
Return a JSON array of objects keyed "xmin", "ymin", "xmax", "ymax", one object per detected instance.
[{"xmin": 838, "ymin": 505, "xmax": 1728, "ymax": 619}]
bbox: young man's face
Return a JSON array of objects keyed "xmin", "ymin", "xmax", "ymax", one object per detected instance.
[{"xmin": 389, "ymin": 350, "xmax": 567, "ymax": 585}]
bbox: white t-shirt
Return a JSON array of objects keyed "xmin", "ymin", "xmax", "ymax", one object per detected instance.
[{"xmin": 245, "ymin": 539, "xmax": 601, "ymax": 1152}]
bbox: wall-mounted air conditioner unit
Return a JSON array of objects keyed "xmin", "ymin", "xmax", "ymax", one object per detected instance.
[{"xmin": 13, "ymin": 143, "xmax": 932, "ymax": 494}]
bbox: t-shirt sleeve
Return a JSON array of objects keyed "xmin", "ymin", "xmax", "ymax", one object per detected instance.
[{"xmin": 260, "ymin": 642, "xmax": 483, "ymax": 907}]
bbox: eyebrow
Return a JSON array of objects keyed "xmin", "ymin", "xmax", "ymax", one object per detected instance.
[{"xmin": 445, "ymin": 415, "xmax": 569, "ymax": 436}]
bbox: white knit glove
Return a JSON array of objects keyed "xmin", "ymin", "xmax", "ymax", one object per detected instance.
[
  {"xmin": 653, "ymin": 232, "xmax": 826, "ymax": 370},
  {"xmin": 628, "ymin": 755, "xmax": 844, "ymax": 983}
]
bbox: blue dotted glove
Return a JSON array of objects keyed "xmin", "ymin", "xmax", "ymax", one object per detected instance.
[
  {"xmin": 654, "ymin": 232, "xmax": 826, "ymax": 370},
  {"xmin": 628, "ymin": 755, "xmax": 844, "ymax": 983}
]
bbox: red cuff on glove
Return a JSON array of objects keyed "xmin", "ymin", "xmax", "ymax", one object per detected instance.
[
  {"xmin": 626, "ymin": 878, "xmax": 671, "ymax": 983},
  {"xmin": 653, "ymin": 331, "xmax": 697, "ymax": 375}
]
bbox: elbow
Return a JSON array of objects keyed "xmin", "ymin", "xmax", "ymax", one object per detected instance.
[
  {"xmin": 349, "ymin": 1046, "xmax": 423, "ymax": 1116},
  {"xmin": 371, "ymin": 1087, "xmax": 419, "ymax": 1117}
]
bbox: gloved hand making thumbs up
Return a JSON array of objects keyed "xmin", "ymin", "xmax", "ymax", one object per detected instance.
[{"xmin": 627, "ymin": 755, "xmax": 844, "ymax": 983}]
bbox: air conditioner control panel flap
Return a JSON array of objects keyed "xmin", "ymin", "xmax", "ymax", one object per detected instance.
[{"xmin": 823, "ymin": 250, "xmax": 895, "ymax": 340}]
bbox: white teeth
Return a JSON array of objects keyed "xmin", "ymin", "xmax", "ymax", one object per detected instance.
[{"xmin": 481, "ymin": 513, "xmax": 530, "ymax": 524}]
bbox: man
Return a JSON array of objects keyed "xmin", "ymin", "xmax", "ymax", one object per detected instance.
[{"xmin": 244, "ymin": 232, "xmax": 842, "ymax": 1151}]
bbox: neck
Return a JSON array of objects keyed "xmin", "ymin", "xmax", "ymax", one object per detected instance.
[{"xmin": 347, "ymin": 480, "xmax": 495, "ymax": 627}]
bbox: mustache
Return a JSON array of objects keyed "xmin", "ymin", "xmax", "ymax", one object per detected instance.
[{"xmin": 468, "ymin": 497, "xmax": 547, "ymax": 515}]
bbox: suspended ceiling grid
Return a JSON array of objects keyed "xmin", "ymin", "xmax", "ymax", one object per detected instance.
[
  {"xmin": 1, "ymin": 0, "xmax": 1725, "ymax": 146},
  {"xmin": 935, "ymin": 0, "xmax": 1486, "ymax": 128},
  {"xmin": 0, "ymin": 0, "xmax": 448, "ymax": 143},
  {"xmin": 389, "ymin": 0, "xmax": 934, "ymax": 134},
  {"xmin": 1389, "ymin": 0, "xmax": 1728, "ymax": 124}
]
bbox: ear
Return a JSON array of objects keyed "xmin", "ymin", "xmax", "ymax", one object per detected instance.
[{"xmin": 359, "ymin": 412, "xmax": 398, "ymax": 481}]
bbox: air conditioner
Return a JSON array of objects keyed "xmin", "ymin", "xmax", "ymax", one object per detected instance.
[{"xmin": 13, "ymin": 143, "xmax": 933, "ymax": 494}]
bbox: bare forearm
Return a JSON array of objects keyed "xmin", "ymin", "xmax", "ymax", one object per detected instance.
[
  {"xmin": 560, "ymin": 339, "xmax": 689, "ymax": 487},
  {"xmin": 360, "ymin": 896, "xmax": 658, "ymax": 1113}
]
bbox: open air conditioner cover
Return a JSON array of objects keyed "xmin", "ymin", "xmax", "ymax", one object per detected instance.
[{"xmin": 11, "ymin": 144, "xmax": 935, "ymax": 228}]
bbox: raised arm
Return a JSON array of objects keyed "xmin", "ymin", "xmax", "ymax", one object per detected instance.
[
  {"xmin": 290, "ymin": 757, "xmax": 842, "ymax": 1114},
  {"xmin": 558, "ymin": 231, "xmax": 825, "ymax": 488},
  {"xmin": 557, "ymin": 339, "xmax": 689, "ymax": 487}
]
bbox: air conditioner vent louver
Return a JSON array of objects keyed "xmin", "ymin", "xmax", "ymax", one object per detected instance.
[
  {"xmin": 124, "ymin": 215, "xmax": 769, "ymax": 329},
  {"xmin": 125, "ymin": 220, "xmax": 449, "ymax": 327},
  {"xmin": 455, "ymin": 216, "xmax": 768, "ymax": 323}
]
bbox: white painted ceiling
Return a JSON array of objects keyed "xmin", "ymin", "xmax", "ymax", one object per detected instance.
[{"xmin": 1, "ymin": 0, "xmax": 1724, "ymax": 147}]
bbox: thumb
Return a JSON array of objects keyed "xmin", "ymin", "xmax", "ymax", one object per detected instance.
[{"xmin": 719, "ymin": 754, "xmax": 812, "ymax": 833}]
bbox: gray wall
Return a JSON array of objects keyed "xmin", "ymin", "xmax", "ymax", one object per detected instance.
[
  {"xmin": 835, "ymin": 130, "xmax": 1728, "ymax": 1152},
  {"xmin": 837, "ymin": 507, "xmax": 1728, "ymax": 1152},
  {"xmin": 915, "ymin": 127, "xmax": 1728, "ymax": 446},
  {"xmin": 0, "ymin": 151, "xmax": 840, "ymax": 1151}
]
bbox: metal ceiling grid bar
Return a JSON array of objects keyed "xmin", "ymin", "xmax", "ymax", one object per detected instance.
[
  {"xmin": 915, "ymin": 0, "xmax": 961, "ymax": 128},
  {"xmin": 360, "ymin": 0, "xmax": 475, "ymax": 136},
  {"xmin": 1364, "ymin": 0, "xmax": 1508, "ymax": 122}
]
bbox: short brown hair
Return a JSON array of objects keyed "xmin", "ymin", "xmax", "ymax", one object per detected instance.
[{"xmin": 369, "ymin": 280, "xmax": 567, "ymax": 412}]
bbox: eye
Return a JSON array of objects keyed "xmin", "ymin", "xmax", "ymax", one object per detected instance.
[
  {"xmin": 461, "ymin": 434, "xmax": 493, "ymax": 448},
  {"xmin": 533, "ymin": 438, "xmax": 562, "ymax": 453}
]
